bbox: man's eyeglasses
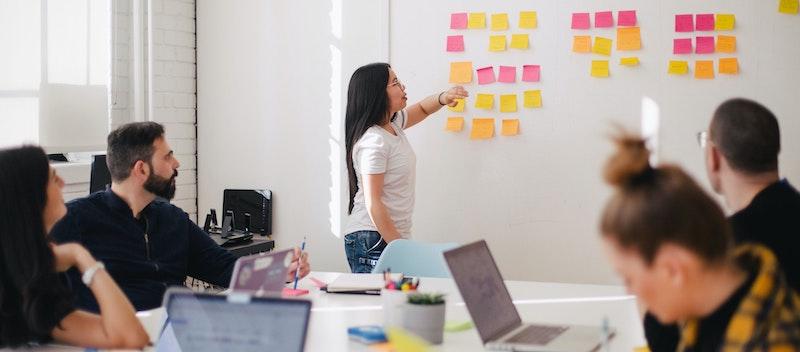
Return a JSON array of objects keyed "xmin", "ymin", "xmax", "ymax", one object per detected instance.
[{"xmin": 696, "ymin": 131, "xmax": 708, "ymax": 148}]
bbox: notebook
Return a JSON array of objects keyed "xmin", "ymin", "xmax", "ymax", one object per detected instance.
[{"xmin": 324, "ymin": 273, "xmax": 402, "ymax": 294}]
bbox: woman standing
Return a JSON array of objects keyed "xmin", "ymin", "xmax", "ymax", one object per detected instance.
[{"xmin": 343, "ymin": 63, "xmax": 468, "ymax": 273}]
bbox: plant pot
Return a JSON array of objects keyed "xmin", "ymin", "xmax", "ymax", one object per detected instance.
[{"xmin": 401, "ymin": 302, "xmax": 446, "ymax": 344}]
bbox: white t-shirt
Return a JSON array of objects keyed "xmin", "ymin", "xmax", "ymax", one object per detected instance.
[{"xmin": 345, "ymin": 110, "xmax": 416, "ymax": 238}]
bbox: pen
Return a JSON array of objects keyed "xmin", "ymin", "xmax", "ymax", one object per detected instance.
[
  {"xmin": 602, "ymin": 316, "xmax": 610, "ymax": 352},
  {"xmin": 292, "ymin": 236, "xmax": 306, "ymax": 290}
]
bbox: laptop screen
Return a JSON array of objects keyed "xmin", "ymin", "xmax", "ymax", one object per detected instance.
[
  {"xmin": 444, "ymin": 240, "xmax": 522, "ymax": 342},
  {"xmin": 157, "ymin": 292, "xmax": 311, "ymax": 352}
]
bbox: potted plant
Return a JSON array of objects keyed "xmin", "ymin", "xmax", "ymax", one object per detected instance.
[{"xmin": 402, "ymin": 292, "xmax": 446, "ymax": 344}]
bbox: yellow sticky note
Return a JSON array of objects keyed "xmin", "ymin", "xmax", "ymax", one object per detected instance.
[
  {"xmin": 620, "ymin": 57, "xmax": 639, "ymax": 66},
  {"xmin": 510, "ymin": 34, "xmax": 529, "ymax": 49},
  {"xmin": 668, "ymin": 60, "xmax": 689, "ymax": 75},
  {"xmin": 489, "ymin": 35, "xmax": 507, "ymax": 52},
  {"xmin": 719, "ymin": 58, "xmax": 739, "ymax": 74},
  {"xmin": 780, "ymin": 0, "xmax": 799, "ymax": 14},
  {"xmin": 519, "ymin": 11, "xmax": 538, "ymax": 29},
  {"xmin": 468, "ymin": 13, "xmax": 486, "ymax": 29},
  {"xmin": 695, "ymin": 60, "xmax": 715, "ymax": 79},
  {"xmin": 445, "ymin": 117, "xmax": 465, "ymax": 132},
  {"xmin": 470, "ymin": 118, "xmax": 495, "ymax": 140},
  {"xmin": 491, "ymin": 13, "xmax": 509, "ymax": 31},
  {"xmin": 387, "ymin": 327, "xmax": 430, "ymax": 352},
  {"xmin": 616, "ymin": 27, "xmax": 641, "ymax": 51},
  {"xmin": 591, "ymin": 60, "xmax": 610, "ymax": 78},
  {"xmin": 501, "ymin": 119, "xmax": 520, "ymax": 136},
  {"xmin": 475, "ymin": 94, "xmax": 494, "ymax": 110},
  {"xmin": 523, "ymin": 90, "xmax": 542, "ymax": 108},
  {"xmin": 449, "ymin": 62, "xmax": 473, "ymax": 83},
  {"xmin": 448, "ymin": 98, "xmax": 465, "ymax": 112},
  {"xmin": 573, "ymin": 36, "xmax": 592, "ymax": 53},
  {"xmin": 500, "ymin": 94, "xmax": 517, "ymax": 112},
  {"xmin": 634, "ymin": 347, "xmax": 651, "ymax": 352},
  {"xmin": 715, "ymin": 14, "xmax": 735, "ymax": 30},
  {"xmin": 717, "ymin": 35, "xmax": 736, "ymax": 53},
  {"xmin": 592, "ymin": 37, "xmax": 612, "ymax": 56}
]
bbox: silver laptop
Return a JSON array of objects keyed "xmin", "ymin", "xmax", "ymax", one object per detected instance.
[
  {"xmin": 444, "ymin": 240, "xmax": 612, "ymax": 352},
  {"xmin": 229, "ymin": 248, "xmax": 293, "ymax": 295}
]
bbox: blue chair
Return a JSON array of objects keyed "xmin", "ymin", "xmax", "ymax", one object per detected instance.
[{"xmin": 371, "ymin": 239, "xmax": 459, "ymax": 278}]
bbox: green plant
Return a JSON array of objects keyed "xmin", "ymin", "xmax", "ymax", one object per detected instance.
[{"xmin": 407, "ymin": 292, "xmax": 445, "ymax": 305}]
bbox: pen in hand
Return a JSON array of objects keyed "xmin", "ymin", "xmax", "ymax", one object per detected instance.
[{"xmin": 292, "ymin": 236, "xmax": 307, "ymax": 290}]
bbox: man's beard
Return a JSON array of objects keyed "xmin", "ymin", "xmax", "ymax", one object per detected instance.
[{"xmin": 144, "ymin": 168, "xmax": 178, "ymax": 200}]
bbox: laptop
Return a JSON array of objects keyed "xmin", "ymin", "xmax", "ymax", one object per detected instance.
[
  {"xmin": 229, "ymin": 248, "xmax": 293, "ymax": 295},
  {"xmin": 156, "ymin": 289, "xmax": 311, "ymax": 352},
  {"xmin": 444, "ymin": 240, "xmax": 612, "ymax": 352}
]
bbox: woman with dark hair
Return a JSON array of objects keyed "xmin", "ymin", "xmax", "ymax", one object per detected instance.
[
  {"xmin": 599, "ymin": 134, "xmax": 800, "ymax": 351},
  {"xmin": 0, "ymin": 146, "xmax": 149, "ymax": 348},
  {"xmin": 343, "ymin": 63, "xmax": 468, "ymax": 273}
]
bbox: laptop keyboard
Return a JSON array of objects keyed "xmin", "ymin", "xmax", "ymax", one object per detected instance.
[{"xmin": 505, "ymin": 324, "xmax": 569, "ymax": 345}]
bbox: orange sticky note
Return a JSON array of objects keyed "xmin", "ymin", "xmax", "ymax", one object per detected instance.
[
  {"xmin": 616, "ymin": 27, "xmax": 641, "ymax": 51},
  {"xmin": 519, "ymin": 11, "xmax": 538, "ymax": 28},
  {"xmin": 475, "ymin": 94, "xmax": 494, "ymax": 110},
  {"xmin": 523, "ymin": 90, "xmax": 542, "ymax": 108},
  {"xmin": 716, "ymin": 35, "xmax": 736, "ymax": 53},
  {"xmin": 489, "ymin": 35, "xmax": 507, "ymax": 52},
  {"xmin": 446, "ymin": 117, "xmax": 465, "ymax": 132},
  {"xmin": 470, "ymin": 118, "xmax": 495, "ymax": 140},
  {"xmin": 500, "ymin": 94, "xmax": 517, "ymax": 112},
  {"xmin": 573, "ymin": 36, "xmax": 592, "ymax": 53},
  {"xmin": 491, "ymin": 13, "xmax": 509, "ymax": 31},
  {"xmin": 668, "ymin": 60, "xmax": 689, "ymax": 75},
  {"xmin": 593, "ymin": 37, "xmax": 613, "ymax": 56},
  {"xmin": 449, "ymin": 62, "xmax": 473, "ymax": 83},
  {"xmin": 591, "ymin": 60, "xmax": 610, "ymax": 78},
  {"xmin": 715, "ymin": 14, "xmax": 735, "ymax": 31},
  {"xmin": 501, "ymin": 119, "xmax": 520, "ymax": 136},
  {"xmin": 510, "ymin": 34, "xmax": 530, "ymax": 49},
  {"xmin": 468, "ymin": 13, "xmax": 486, "ymax": 29},
  {"xmin": 695, "ymin": 60, "xmax": 714, "ymax": 79},
  {"xmin": 448, "ymin": 98, "xmax": 465, "ymax": 112},
  {"xmin": 719, "ymin": 58, "xmax": 739, "ymax": 74},
  {"xmin": 779, "ymin": 0, "xmax": 799, "ymax": 14}
]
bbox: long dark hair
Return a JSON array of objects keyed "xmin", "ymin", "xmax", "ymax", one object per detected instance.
[
  {"xmin": 0, "ymin": 146, "xmax": 73, "ymax": 346},
  {"xmin": 345, "ymin": 63, "xmax": 391, "ymax": 214}
]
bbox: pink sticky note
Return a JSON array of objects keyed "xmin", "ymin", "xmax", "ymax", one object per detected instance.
[
  {"xmin": 675, "ymin": 14, "xmax": 694, "ymax": 32},
  {"xmin": 618, "ymin": 10, "xmax": 637, "ymax": 26},
  {"xmin": 571, "ymin": 13, "xmax": 590, "ymax": 29},
  {"xmin": 450, "ymin": 13, "xmax": 468, "ymax": 29},
  {"xmin": 696, "ymin": 36, "xmax": 715, "ymax": 54},
  {"xmin": 282, "ymin": 288, "xmax": 309, "ymax": 297},
  {"xmin": 446, "ymin": 35, "xmax": 464, "ymax": 52},
  {"xmin": 476, "ymin": 66, "xmax": 496, "ymax": 85},
  {"xmin": 696, "ymin": 14, "xmax": 714, "ymax": 31},
  {"xmin": 498, "ymin": 66, "xmax": 516, "ymax": 83},
  {"xmin": 673, "ymin": 38, "xmax": 693, "ymax": 54},
  {"xmin": 522, "ymin": 65, "xmax": 541, "ymax": 82},
  {"xmin": 595, "ymin": 11, "xmax": 614, "ymax": 28}
]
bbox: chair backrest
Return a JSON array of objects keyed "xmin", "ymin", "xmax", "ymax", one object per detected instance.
[{"xmin": 371, "ymin": 239, "xmax": 459, "ymax": 278}]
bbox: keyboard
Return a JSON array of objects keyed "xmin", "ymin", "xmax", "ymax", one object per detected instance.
[{"xmin": 504, "ymin": 324, "xmax": 569, "ymax": 345}]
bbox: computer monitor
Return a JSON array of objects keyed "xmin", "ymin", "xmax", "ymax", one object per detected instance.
[
  {"xmin": 89, "ymin": 154, "xmax": 111, "ymax": 194},
  {"xmin": 222, "ymin": 189, "xmax": 272, "ymax": 236}
]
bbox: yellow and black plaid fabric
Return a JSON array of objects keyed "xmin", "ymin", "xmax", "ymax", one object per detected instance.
[{"xmin": 679, "ymin": 244, "xmax": 800, "ymax": 352}]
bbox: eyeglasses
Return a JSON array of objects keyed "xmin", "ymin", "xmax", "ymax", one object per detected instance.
[
  {"xmin": 696, "ymin": 131, "xmax": 708, "ymax": 148},
  {"xmin": 387, "ymin": 79, "xmax": 404, "ymax": 89}
]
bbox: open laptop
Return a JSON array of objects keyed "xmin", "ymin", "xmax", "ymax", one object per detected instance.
[
  {"xmin": 229, "ymin": 248, "xmax": 293, "ymax": 295},
  {"xmin": 444, "ymin": 240, "xmax": 612, "ymax": 352},
  {"xmin": 156, "ymin": 289, "xmax": 311, "ymax": 352}
]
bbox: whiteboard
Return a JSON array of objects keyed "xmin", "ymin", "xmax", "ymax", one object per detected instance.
[{"xmin": 390, "ymin": 0, "xmax": 800, "ymax": 284}]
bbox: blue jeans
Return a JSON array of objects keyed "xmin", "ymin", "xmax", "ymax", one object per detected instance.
[{"xmin": 344, "ymin": 231, "xmax": 387, "ymax": 273}]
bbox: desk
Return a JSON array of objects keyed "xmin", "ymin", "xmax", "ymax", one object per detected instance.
[{"xmin": 214, "ymin": 235, "xmax": 274, "ymax": 257}]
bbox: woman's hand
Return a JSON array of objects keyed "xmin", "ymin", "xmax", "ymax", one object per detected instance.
[
  {"xmin": 439, "ymin": 86, "xmax": 469, "ymax": 107},
  {"xmin": 51, "ymin": 243, "xmax": 94, "ymax": 273}
]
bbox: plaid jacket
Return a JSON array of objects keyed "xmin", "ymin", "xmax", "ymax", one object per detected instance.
[{"xmin": 679, "ymin": 244, "xmax": 800, "ymax": 352}]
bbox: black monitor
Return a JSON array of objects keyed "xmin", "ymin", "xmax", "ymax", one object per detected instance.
[
  {"xmin": 222, "ymin": 189, "xmax": 272, "ymax": 236},
  {"xmin": 89, "ymin": 155, "xmax": 112, "ymax": 194}
]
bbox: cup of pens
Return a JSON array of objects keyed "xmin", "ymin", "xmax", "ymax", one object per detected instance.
[{"xmin": 381, "ymin": 270, "xmax": 419, "ymax": 329}]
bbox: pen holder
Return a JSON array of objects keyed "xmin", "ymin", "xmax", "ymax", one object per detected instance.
[
  {"xmin": 381, "ymin": 289, "xmax": 408, "ymax": 328},
  {"xmin": 401, "ymin": 293, "xmax": 446, "ymax": 345}
]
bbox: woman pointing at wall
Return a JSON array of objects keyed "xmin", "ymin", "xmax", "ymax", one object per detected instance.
[{"xmin": 343, "ymin": 63, "xmax": 468, "ymax": 273}]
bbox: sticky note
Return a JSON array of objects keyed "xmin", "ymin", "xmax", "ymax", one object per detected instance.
[
  {"xmin": 675, "ymin": 14, "xmax": 694, "ymax": 32},
  {"xmin": 696, "ymin": 14, "xmax": 715, "ymax": 31},
  {"xmin": 475, "ymin": 94, "xmax": 494, "ymax": 110},
  {"xmin": 573, "ymin": 36, "xmax": 591, "ymax": 53},
  {"xmin": 717, "ymin": 35, "xmax": 736, "ymax": 53},
  {"xmin": 618, "ymin": 10, "xmax": 637, "ymax": 26},
  {"xmin": 571, "ymin": 13, "xmax": 590, "ymax": 29},
  {"xmin": 446, "ymin": 35, "xmax": 464, "ymax": 52},
  {"xmin": 451, "ymin": 13, "xmax": 468, "ymax": 29},
  {"xmin": 387, "ymin": 327, "xmax": 430, "ymax": 352},
  {"xmin": 695, "ymin": 60, "xmax": 714, "ymax": 79},
  {"xmin": 620, "ymin": 57, "xmax": 639, "ymax": 66},
  {"xmin": 510, "ymin": 34, "xmax": 530, "ymax": 49},
  {"xmin": 446, "ymin": 117, "xmax": 464, "ymax": 132},
  {"xmin": 523, "ymin": 90, "xmax": 542, "ymax": 108},
  {"xmin": 593, "ymin": 37, "xmax": 612, "ymax": 56},
  {"xmin": 522, "ymin": 65, "xmax": 540, "ymax": 82},
  {"xmin": 673, "ymin": 38, "xmax": 693, "ymax": 54},
  {"xmin": 591, "ymin": 60, "xmax": 610, "ymax": 78},
  {"xmin": 449, "ymin": 62, "xmax": 473, "ymax": 83},
  {"xmin": 719, "ymin": 58, "xmax": 739, "ymax": 74},
  {"xmin": 489, "ymin": 35, "xmax": 507, "ymax": 52},
  {"xmin": 696, "ymin": 36, "xmax": 715, "ymax": 54},
  {"xmin": 448, "ymin": 98, "xmax": 465, "ymax": 112},
  {"xmin": 500, "ymin": 94, "xmax": 517, "ymax": 112},
  {"xmin": 470, "ymin": 118, "xmax": 495, "ymax": 140},
  {"xmin": 501, "ymin": 119, "xmax": 520, "ymax": 136},
  {"xmin": 668, "ymin": 60, "xmax": 689, "ymax": 75},
  {"xmin": 491, "ymin": 13, "xmax": 509, "ymax": 31},
  {"xmin": 617, "ymin": 27, "xmax": 641, "ymax": 50},
  {"xmin": 519, "ymin": 11, "xmax": 538, "ymax": 28},
  {"xmin": 468, "ymin": 13, "xmax": 486, "ymax": 29},
  {"xmin": 476, "ymin": 66, "xmax": 496, "ymax": 85},
  {"xmin": 498, "ymin": 66, "xmax": 516, "ymax": 83},
  {"xmin": 595, "ymin": 11, "xmax": 614, "ymax": 28},
  {"xmin": 780, "ymin": 0, "xmax": 800, "ymax": 14},
  {"xmin": 715, "ymin": 14, "xmax": 735, "ymax": 31}
]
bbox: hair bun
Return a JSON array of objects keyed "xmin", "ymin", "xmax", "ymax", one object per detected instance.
[{"xmin": 604, "ymin": 132, "xmax": 652, "ymax": 187}]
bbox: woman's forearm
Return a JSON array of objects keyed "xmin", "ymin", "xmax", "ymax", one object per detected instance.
[{"xmin": 367, "ymin": 201, "xmax": 402, "ymax": 242}]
